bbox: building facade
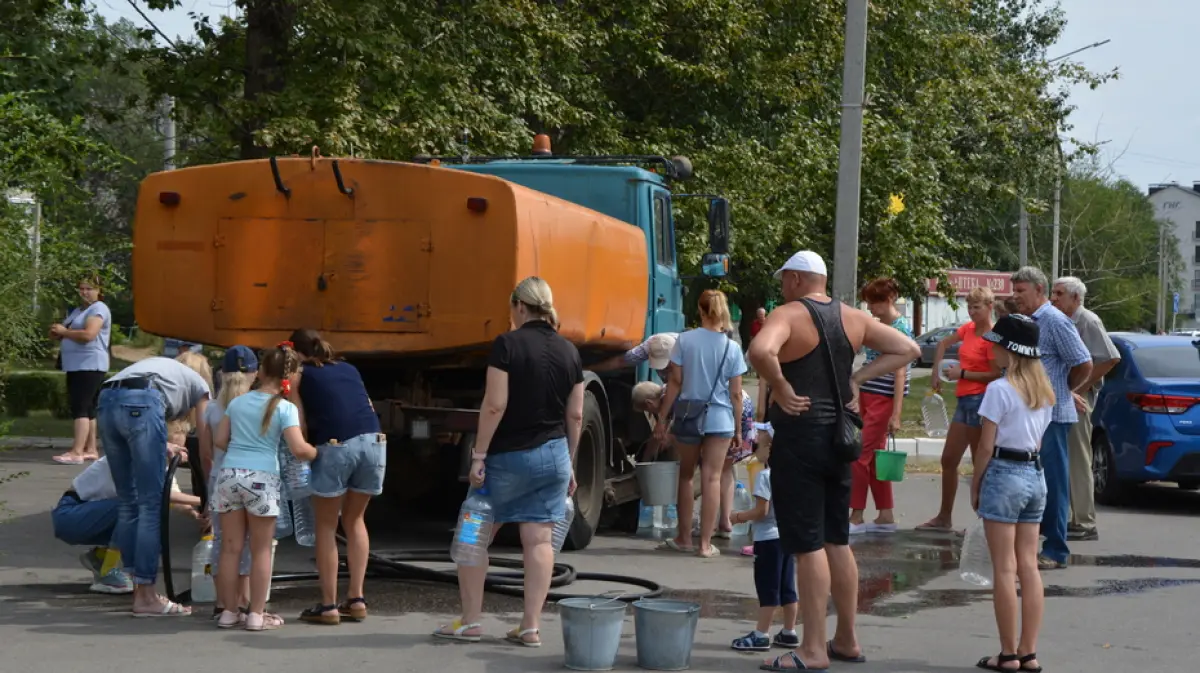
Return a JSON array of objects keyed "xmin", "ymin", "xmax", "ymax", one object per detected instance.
[{"xmin": 1148, "ymin": 183, "xmax": 1200, "ymax": 325}]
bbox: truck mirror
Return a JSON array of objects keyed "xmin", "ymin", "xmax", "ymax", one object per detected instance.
[
  {"xmin": 707, "ymin": 198, "xmax": 730, "ymax": 254},
  {"xmin": 701, "ymin": 252, "xmax": 729, "ymax": 278}
]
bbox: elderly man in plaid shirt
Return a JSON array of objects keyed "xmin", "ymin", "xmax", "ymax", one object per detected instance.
[{"xmin": 1011, "ymin": 266, "xmax": 1093, "ymax": 570}]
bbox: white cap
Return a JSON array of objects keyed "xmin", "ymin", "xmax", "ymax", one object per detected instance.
[
  {"xmin": 773, "ymin": 250, "xmax": 828, "ymax": 280},
  {"xmin": 645, "ymin": 332, "xmax": 678, "ymax": 371}
]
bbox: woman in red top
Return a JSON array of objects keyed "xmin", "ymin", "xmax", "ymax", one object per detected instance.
[{"xmin": 917, "ymin": 287, "xmax": 1003, "ymax": 531}]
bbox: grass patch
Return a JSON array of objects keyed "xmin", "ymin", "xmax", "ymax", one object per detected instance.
[
  {"xmin": 895, "ymin": 375, "xmax": 959, "ymax": 438},
  {"xmin": 1, "ymin": 411, "xmax": 75, "ymax": 438}
]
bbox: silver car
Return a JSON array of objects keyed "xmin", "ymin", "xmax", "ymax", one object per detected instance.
[{"xmin": 914, "ymin": 324, "xmax": 964, "ymax": 367}]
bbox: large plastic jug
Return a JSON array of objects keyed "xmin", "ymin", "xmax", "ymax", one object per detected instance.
[
  {"xmin": 191, "ymin": 535, "xmax": 216, "ymax": 603},
  {"xmin": 922, "ymin": 390, "xmax": 950, "ymax": 437},
  {"xmin": 551, "ymin": 496, "xmax": 576, "ymax": 554},
  {"xmin": 451, "ymin": 488, "xmax": 494, "ymax": 566},
  {"xmin": 959, "ymin": 518, "xmax": 993, "ymax": 587},
  {"xmin": 292, "ymin": 497, "xmax": 316, "ymax": 547},
  {"xmin": 732, "ymin": 482, "xmax": 754, "ymax": 537}
]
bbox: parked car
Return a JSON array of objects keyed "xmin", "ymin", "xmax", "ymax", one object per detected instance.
[
  {"xmin": 1092, "ymin": 333, "xmax": 1200, "ymax": 503},
  {"xmin": 913, "ymin": 324, "xmax": 963, "ymax": 367}
]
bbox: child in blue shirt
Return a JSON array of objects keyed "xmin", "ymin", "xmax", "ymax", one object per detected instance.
[
  {"xmin": 728, "ymin": 466, "xmax": 799, "ymax": 652},
  {"xmin": 214, "ymin": 344, "xmax": 317, "ymax": 631}
]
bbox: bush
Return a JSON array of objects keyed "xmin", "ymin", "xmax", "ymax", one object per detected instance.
[{"xmin": 1, "ymin": 372, "xmax": 69, "ymax": 418}]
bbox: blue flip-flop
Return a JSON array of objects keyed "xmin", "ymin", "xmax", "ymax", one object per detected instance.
[
  {"xmin": 828, "ymin": 640, "xmax": 867, "ymax": 663},
  {"xmin": 760, "ymin": 652, "xmax": 827, "ymax": 671}
]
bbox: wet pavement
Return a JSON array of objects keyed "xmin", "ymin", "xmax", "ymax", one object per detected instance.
[{"xmin": 2, "ymin": 446, "xmax": 1199, "ymax": 672}]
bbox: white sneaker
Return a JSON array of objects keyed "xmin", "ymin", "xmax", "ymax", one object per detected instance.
[
  {"xmin": 849, "ymin": 523, "xmax": 868, "ymax": 535},
  {"xmin": 867, "ymin": 522, "xmax": 898, "ymax": 534},
  {"xmin": 89, "ymin": 569, "xmax": 134, "ymax": 595}
]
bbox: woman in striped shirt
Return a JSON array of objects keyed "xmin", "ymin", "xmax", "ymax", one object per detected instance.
[{"xmin": 850, "ymin": 278, "xmax": 912, "ymax": 534}]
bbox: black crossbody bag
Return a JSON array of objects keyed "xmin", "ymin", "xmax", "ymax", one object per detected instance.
[
  {"xmin": 671, "ymin": 333, "xmax": 731, "ymax": 442},
  {"xmin": 800, "ymin": 298, "xmax": 863, "ymax": 462}
]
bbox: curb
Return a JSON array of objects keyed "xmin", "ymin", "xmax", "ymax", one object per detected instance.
[
  {"xmin": 892, "ymin": 437, "xmax": 946, "ymax": 465},
  {"xmin": 0, "ymin": 436, "xmax": 74, "ymax": 449}
]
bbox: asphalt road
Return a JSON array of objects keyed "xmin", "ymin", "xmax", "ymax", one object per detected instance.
[{"xmin": 2, "ymin": 446, "xmax": 1197, "ymax": 672}]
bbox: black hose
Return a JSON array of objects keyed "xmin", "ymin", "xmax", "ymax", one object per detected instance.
[{"xmin": 161, "ymin": 457, "xmax": 663, "ymax": 605}]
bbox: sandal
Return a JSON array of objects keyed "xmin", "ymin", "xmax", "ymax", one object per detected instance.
[
  {"xmin": 656, "ymin": 539, "xmax": 693, "ymax": 553},
  {"xmin": 299, "ymin": 603, "xmax": 341, "ymax": 625},
  {"xmin": 976, "ymin": 653, "xmax": 1020, "ymax": 671},
  {"xmin": 132, "ymin": 600, "xmax": 190, "ymax": 618},
  {"xmin": 1037, "ymin": 556, "xmax": 1067, "ymax": 570},
  {"xmin": 827, "ymin": 640, "xmax": 866, "ymax": 663},
  {"xmin": 245, "ymin": 612, "xmax": 284, "ymax": 631},
  {"xmin": 1019, "ymin": 653, "xmax": 1043, "ymax": 672},
  {"xmin": 505, "ymin": 627, "xmax": 542, "ymax": 648},
  {"xmin": 339, "ymin": 597, "xmax": 368, "ymax": 622},
  {"xmin": 52, "ymin": 454, "xmax": 84, "ymax": 465},
  {"xmin": 697, "ymin": 546, "xmax": 721, "ymax": 558},
  {"xmin": 212, "ymin": 605, "xmax": 250, "ymax": 620},
  {"xmin": 433, "ymin": 618, "xmax": 482, "ymax": 642},
  {"xmin": 915, "ymin": 519, "xmax": 953, "ymax": 532},
  {"xmin": 760, "ymin": 651, "xmax": 827, "ymax": 671},
  {"xmin": 216, "ymin": 609, "xmax": 244, "ymax": 629}
]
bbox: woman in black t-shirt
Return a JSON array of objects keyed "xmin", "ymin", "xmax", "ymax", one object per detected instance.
[{"xmin": 434, "ymin": 277, "xmax": 585, "ymax": 648}]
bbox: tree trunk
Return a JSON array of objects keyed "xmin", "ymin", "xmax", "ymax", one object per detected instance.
[{"xmin": 240, "ymin": 0, "xmax": 297, "ymax": 159}]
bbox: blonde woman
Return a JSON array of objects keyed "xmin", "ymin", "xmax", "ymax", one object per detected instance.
[
  {"xmin": 919, "ymin": 287, "xmax": 1003, "ymax": 532},
  {"xmin": 435, "ymin": 277, "xmax": 583, "ymax": 647},
  {"xmin": 655, "ymin": 289, "xmax": 747, "ymax": 558},
  {"xmin": 972, "ymin": 314, "xmax": 1054, "ymax": 673},
  {"xmin": 201, "ymin": 346, "xmax": 258, "ymax": 618}
]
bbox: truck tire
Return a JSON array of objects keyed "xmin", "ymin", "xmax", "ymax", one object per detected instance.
[{"xmin": 565, "ymin": 390, "xmax": 606, "ymax": 551}]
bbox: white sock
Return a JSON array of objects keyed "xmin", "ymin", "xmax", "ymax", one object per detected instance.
[{"xmin": 780, "ymin": 628, "xmax": 797, "ymax": 636}]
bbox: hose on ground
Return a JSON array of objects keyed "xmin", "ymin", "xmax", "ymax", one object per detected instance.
[{"xmin": 161, "ymin": 454, "xmax": 663, "ymax": 605}]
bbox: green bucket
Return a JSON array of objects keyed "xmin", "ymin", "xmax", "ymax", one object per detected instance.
[{"xmin": 875, "ymin": 449, "xmax": 907, "ymax": 482}]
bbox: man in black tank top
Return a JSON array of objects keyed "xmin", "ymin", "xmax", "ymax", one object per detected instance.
[{"xmin": 749, "ymin": 251, "xmax": 920, "ymax": 671}]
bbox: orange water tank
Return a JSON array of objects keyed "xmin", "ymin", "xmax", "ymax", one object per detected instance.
[{"xmin": 133, "ymin": 158, "xmax": 648, "ymax": 356}]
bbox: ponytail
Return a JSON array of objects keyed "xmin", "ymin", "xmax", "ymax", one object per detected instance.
[
  {"xmin": 257, "ymin": 344, "xmax": 302, "ymax": 434},
  {"xmin": 699, "ymin": 289, "xmax": 733, "ymax": 332},
  {"xmin": 511, "ymin": 276, "xmax": 560, "ymax": 329}
]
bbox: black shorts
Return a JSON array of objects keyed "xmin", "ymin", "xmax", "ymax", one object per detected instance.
[
  {"xmin": 769, "ymin": 422, "xmax": 852, "ymax": 554},
  {"xmin": 753, "ymin": 538, "xmax": 798, "ymax": 607},
  {"xmin": 65, "ymin": 370, "xmax": 106, "ymax": 420}
]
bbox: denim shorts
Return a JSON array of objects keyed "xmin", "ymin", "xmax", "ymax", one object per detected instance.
[
  {"xmin": 977, "ymin": 459, "xmax": 1047, "ymax": 524},
  {"xmin": 952, "ymin": 393, "xmax": 985, "ymax": 428},
  {"xmin": 676, "ymin": 431, "xmax": 736, "ymax": 446},
  {"xmin": 485, "ymin": 436, "xmax": 571, "ymax": 524},
  {"xmin": 310, "ymin": 432, "xmax": 387, "ymax": 498}
]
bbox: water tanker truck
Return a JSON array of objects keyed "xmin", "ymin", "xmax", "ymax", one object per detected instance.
[{"xmin": 132, "ymin": 137, "xmax": 731, "ymax": 550}]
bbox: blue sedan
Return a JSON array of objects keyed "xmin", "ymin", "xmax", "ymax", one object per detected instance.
[{"xmin": 1092, "ymin": 333, "xmax": 1200, "ymax": 502}]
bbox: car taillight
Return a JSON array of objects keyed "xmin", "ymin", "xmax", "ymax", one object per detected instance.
[
  {"xmin": 1146, "ymin": 441, "xmax": 1173, "ymax": 465},
  {"xmin": 1126, "ymin": 393, "xmax": 1200, "ymax": 414}
]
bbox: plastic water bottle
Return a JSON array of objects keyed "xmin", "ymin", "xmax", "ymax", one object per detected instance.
[
  {"xmin": 664, "ymin": 504, "xmax": 679, "ymax": 531},
  {"xmin": 279, "ymin": 441, "xmax": 312, "ymax": 499},
  {"xmin": 190, "ymin": 535, "xmax": 216, "ymax": 603},
  {"xmin": 639, "ymin": 502, "xmax": 654, "ymax": 530},
  {"xmin": 451, "ymin": 488, "xmax": 494, "ymax": 566},
  {"xmin": 551, "ymin": 496, "xmax": 576, "ymax": 554},
  {"xmin": 922, "ymin": 390, "xmax": 950, "ymax": 438},
  {"xmin": 960, "ymin": 518, "xmax": 993, "ymax": 587},
  {"xmin": 732, "ymin": 482, "xmax": 754, "ymax": 537},
  {"xmin": 274, "ymin": 496, "xmax": 294, "ymax": 540},
  {"xmin": 293, "ymin": 497, "xmax": 316, "ymax": 547}
]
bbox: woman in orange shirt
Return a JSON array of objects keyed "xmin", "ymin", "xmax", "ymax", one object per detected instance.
[{"xmin": 917, "ymin": 287, "xmax": 1003, "ymax": 532}]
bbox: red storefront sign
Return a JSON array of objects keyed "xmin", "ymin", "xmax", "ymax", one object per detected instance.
[{"xmin": 926, "ymin": 270, "xmax": 1012, "ymax": 297}]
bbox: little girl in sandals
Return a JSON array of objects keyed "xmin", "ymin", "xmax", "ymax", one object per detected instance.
[
  {"xmin": 213, "ymin": 343, "xmax": 317, "ymax": 631},
  {"xmin": 971, "ymin": 314, "xmax": 1052, "ymax": 673}
]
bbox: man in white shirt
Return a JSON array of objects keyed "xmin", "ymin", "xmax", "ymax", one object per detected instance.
[{"xmin": 52, "ymin": 457, "xmax": 131, "ymax": 594}]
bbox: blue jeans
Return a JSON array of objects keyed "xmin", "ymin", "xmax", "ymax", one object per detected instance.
[
  {"xmin": 98, "ymin": 388, "xmax": 168, "ymax": 586},
  {"xmin": 52, "ymin": 494, "xmax": 119, "ymax": 547},
  {"xmin": 1039, "ymin": 422, "xmax": 1072, "ymax": 564}
]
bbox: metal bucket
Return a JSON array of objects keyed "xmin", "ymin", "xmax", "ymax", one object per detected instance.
[
  {"xmin": 632, "ymin": 599, "xmax": 700, "ymax": 670},
  {"xmin": 559, "ymin": 597, "xmax": 627, "ymax": 671},
  {"xmin": 635, "ymin": 461, "xmax": 680, "ymax": 507}
]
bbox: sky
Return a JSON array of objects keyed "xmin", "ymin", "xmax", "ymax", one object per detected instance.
[{"xmin": 94, "ymin": 0, "xmax": 1199, "ymax": 192}]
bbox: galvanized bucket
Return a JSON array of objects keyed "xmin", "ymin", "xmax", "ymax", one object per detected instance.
[
  {"xmin": 635, "ymin": 461, "xmax": 680, "ymax": 507},
  {"xmin": 632, "ymin": 599, "xmax": 701, "ymax": 670},
  {"xmin": 559, "ymin": 596, "xmax": 627, "ymax": 671}
]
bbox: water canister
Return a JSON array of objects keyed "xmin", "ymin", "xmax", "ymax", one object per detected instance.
[
  {"xmin": 922, "ymin": 390, "xmax": 950, "ymax": 438},
  {"xmin": 959, "ymin": 518, "xmax": 993, "ymax": 587},
  {"xmin": 663, "ymin": 504, "xmax": 678, "ymax": 532},
  {"xmin": 274, "ymin": 496, "xmax": 294, "ymax": 540},
  {"xmin": 293, "ymin": 497, "xmax": 316, "ymax": 547},
  {"xmin": 732, "ymin": 482, "xmax": 753, "ymax": 537},
  {"xmin": 190, "ymin": 535, "xmax": 216, "ymax": 603},
  {"xmin": 552, "ymin": 496, "xmax": 576, "ymax": 554},
  {"xmin": 451, "ymin": 488, "xmax": 494, "ymax": 566},
  {"xmin": 278, "ymin": 440, "xmax": 312, "ymax": 499}
]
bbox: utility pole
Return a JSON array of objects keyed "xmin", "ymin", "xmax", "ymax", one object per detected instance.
[
  {"xmin": 1051, "ymin": 166, "xmax": 1061, "ymax": 280},
  {"xmin": 831, "ymin": 0, "xmax": 869, "ymax": 305},
  {"xmin": 163, "ymin": 96, "xmax": 176, "ymax": 171},
  {"xmin": 32, "ymin": 200, "xmax": 41, "ymax": 315},
  {"xmin": 1018, "ymin": 204, "xmax": 1029, "ymax": 267}
]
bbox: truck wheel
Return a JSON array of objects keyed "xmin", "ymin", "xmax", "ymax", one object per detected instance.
[{"xmin": 565, "ymin": 390, "xmax": 606, "ymax": 551}]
